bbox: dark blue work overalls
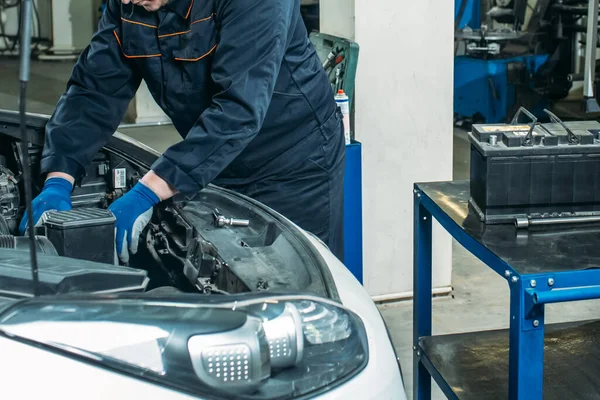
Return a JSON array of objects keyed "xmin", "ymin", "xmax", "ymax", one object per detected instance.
[{"xmin": 41, "ymin": 0, "xmax": 345, "ymax": 259}]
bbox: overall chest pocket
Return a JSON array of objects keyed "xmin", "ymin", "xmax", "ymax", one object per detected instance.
[
  {"xmin": 115, "ymin": 21, "xmax": 161, "ymax": 59},
  {"xmin": 171, "ymin": 15, "xmax": 218, "ymax": 92}
]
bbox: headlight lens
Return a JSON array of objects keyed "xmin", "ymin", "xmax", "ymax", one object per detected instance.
[
  {"xmin": 297, "ymin": 300, "xmax": 351, "ymax": 344},
  {"xmin": 0, "ymin": 295, "xmax": 368, "ymax": 399}
]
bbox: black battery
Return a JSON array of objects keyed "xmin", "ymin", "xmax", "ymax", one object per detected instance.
[
  {"xmin": 44, "ymin": 208, "xmax": 116, "ymax": 264},
  {"xmin": 469, "ymin": 108, "xmax": 600, "ymax": 224}
]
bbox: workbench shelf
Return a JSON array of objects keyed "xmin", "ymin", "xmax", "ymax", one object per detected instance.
[{"xmin": 413, "ymin": 181, "xmax": 600, "ymax": 400}]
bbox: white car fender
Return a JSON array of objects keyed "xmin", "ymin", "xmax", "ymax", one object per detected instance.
[{"xmin": 303, "ymin": 232, "xmax": 407, "ymax": 400}]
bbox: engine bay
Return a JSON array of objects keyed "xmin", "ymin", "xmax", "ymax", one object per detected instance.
[{"xmin": 0, "ymin": 119, "xmax": 334, "ymax": 300}]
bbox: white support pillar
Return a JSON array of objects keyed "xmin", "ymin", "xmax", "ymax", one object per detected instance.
[
  {"xmin": 49, "ymin": 0, "xmax": 96, "ymax": 54},
  {"xmin": 319, "ymin": 0, "xmax": 355, "ymax": 40},
  {"xmin": 128, "ymin": 81, "xmax": 171, "ymax": 124},
  {"xmin": 321, "ymin": 1, "xmax": 454, "ymax": 299}
]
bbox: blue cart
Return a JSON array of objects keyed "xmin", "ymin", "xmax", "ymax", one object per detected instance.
[{"xmin": 413, "ymin": 181, "xmax": 600, "ymax": 399}]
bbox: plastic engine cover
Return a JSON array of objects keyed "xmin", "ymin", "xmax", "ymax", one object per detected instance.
[{"xmin": 0, "ymin": 248, "xmax": 148, "ymax": 298}]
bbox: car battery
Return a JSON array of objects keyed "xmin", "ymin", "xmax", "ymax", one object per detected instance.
[
  {"xmin": 44, "ymin": 208, "xmax": 116, "ymax": 264},
  {"xmin": 469, "ymin": 107, "xmax": 600, "ymax": 225}
]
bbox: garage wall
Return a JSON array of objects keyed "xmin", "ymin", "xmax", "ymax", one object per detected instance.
[
  {"xmin": 318, "ymin": 0, "xmax": 355, "ymax": 40},
  {"xmin": 0, "ymin": 0, "xmax": 96, "ymax": 51},
  {"xmin": 0, "ymin": 1, "xmax": 166, "ymax": 124},
  {"xmin": 49, "ymin": 0, "xmax": 98, "ymax": 52},
  {"xmin": 0, "ymin": 0, "xmax": 51, "ymax": 49},
  {"xmin": 322, "ymin": 1, "xmax": 454, "ymax": 297}
]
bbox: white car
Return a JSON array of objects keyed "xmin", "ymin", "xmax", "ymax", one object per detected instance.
[{"xmin": 0, "ymin": 111, "xmax": 405, "ymax": 400}]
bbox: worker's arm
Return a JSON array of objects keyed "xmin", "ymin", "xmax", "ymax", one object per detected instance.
[
  {"xmin": 41, "ymin": 0, "xmax": 141, "ymax": 182},
  {"xmin": 148, "ymin": 0, "xmax": 295, "ymax": 198}
]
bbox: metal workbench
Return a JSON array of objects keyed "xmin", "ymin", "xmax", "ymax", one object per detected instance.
[{"xmin": 413, "ymin": 181, "xmax": 600, "ymax": 399}]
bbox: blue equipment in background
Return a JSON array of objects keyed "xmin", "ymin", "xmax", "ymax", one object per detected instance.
[
  {"xmin": 454, "ymin": 0, "xmax": 551, "ymax": 123},
  {"xmin": 455, "ymin": 0, "xmax": 480, "ymax": 30},
  {"xmin": 454, "ymin": 55, "xmax": 550, "ymax": 123}
]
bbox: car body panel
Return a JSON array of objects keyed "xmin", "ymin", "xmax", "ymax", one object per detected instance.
[
  {"xmin": 0, "ymin": 335, "xmax": 198, "ymax": 400},
  {"xmin": 0, "ymin": 110, "xmax": 406, "ymax": 399},
  {"xmin": 0, "ymin": 231, "xmax": 405, "ymax": 400},
  {"xmin": 304, "ymin": 233, "xmax": 406, "ymax": 400}
]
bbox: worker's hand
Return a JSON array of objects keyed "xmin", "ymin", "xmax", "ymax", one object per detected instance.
[
  {"xmin": 109, "ymin": 182, "xmax": 160, "ymax": 264},
  {"xmin": 19, "ymin": 177, "xmax": 73, "ymax": 235}
]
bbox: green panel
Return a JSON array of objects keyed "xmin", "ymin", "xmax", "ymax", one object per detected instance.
[{"xmin": 309, "ymin": 32, "xmax": 360, "ymax": 112}]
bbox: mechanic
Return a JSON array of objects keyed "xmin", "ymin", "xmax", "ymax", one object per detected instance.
[{"xmin": 20, "ymin": 0, "xmax": 345, "ymax": 262}]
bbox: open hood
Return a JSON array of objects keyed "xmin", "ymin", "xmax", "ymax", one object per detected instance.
[{"xmin": 0, "ymin": 110, "xmax": 338, "ymax": 301}]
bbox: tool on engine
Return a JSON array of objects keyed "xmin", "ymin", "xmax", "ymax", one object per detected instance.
[{"xmin": 212, "ymin": 208, "xmax": 250, "ymax": 228}]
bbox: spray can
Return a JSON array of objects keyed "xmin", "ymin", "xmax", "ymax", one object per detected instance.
[{"xmin": 335, "ymin": 89, "xmax": 351, "ymax": 145}]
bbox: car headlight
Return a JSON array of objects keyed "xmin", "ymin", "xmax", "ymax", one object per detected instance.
[{"xmin": 0, "ymin": 294, "xmax": 368, "ymax": 399}]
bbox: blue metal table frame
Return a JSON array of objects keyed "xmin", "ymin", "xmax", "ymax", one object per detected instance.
[{"xmin": 413, "ymin": 181, "xmax": 600, "ymax": 399}]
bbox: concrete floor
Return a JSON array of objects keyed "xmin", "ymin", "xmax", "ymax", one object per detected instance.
[{"xmin": 2, "ymin": 58, "xmax": 600, "ymax": 399}]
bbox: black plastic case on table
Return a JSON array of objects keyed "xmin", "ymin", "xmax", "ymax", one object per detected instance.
[{"xmin": 469, "ymin": 108, "xmax": 600, "ymax": 224}]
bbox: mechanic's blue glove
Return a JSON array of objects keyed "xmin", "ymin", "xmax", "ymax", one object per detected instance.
[
  {"xmin": 109, "ymin": 182, "xmax": 160, "ymax": 263},
  {"xmin": 19, "ymin": 177, "xmax": 73, "ymax": 235}
]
